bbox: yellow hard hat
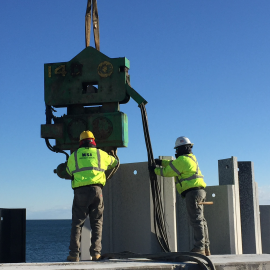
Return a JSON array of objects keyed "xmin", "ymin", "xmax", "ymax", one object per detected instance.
[{"xmin": 79, "ymin": 130, "xmax": 95, "ymax": 141}]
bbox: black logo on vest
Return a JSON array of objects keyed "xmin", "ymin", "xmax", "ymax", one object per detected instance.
[{"xmin": 82, "ymin": 153, "xmax": 92, "ymax": 157}]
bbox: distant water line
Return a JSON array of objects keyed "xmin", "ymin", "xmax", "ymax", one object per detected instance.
[{"xmin": 26, "ymin": 220, "xmax": 71, "ymax": 263}]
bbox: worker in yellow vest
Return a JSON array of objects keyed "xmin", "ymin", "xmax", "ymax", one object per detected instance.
[
  {"xmin": 150, "ymin": 136, "xmax": 210, "ymax": 256},
  {"xmin": 66, "ymin": 131, "xmax": 118, "ymax": 262}
]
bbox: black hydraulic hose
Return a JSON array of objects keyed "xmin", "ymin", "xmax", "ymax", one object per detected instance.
[
  {"xmin": 44, "ymin": 105, "xmax": 69, "ymax": 161},
  {"xmin": 101, "ymin": 251, "xmax": 216, "ymax": 270},
  {"xmin": 139, "ymin": 103, "xmax": 170, "ymax": 252},
  {"xmin": 45, "ymin": 138, "xmax": 69, "ymax": 161},
  {"xmin": 107, "ymin": 153, "xmax": 120, "ymax": 180}
]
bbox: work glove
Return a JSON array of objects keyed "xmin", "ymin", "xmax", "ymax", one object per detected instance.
[
  {"xmin": 148, "ymin": 165, "xmax": 156, "ymax": 172},
  {"xmin": 154, "ymin": 159, "xmax": 162, "ymax": 166}
]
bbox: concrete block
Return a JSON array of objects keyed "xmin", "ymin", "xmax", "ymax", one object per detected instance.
[
  {"xmin": 259, "ymin": 205, "xmax": 270, "ymax": 253},
  {"xmin": 205, "ymin": 185, "xmax": 242, "ymax": 254},
  {"xmin": 238, "ymin": 161, "xmax": 262, "ymax": 254},
  {"xmin": 102, "ymin": 162, "xmax": 159, "ymax": 254},
  {"xmin": 176, "ymin": 185, "xmax": 243, "ymax": 254},
  {"xmin": 100, "ymin": 160, "xmax": 176, "ymax": 254},
  {"xmin": 218, "ymin": 157, "xmax": 242, "ymax": 254}
]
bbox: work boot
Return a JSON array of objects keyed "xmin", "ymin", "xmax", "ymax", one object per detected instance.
[
  {"xmin": 205, "ymin": 248, "xmax": 211, "ymax": 256},
  {"xmin": 67, "ymin": 255, "xmax": 79, "ymax": 262},
  {"xmin": 190, "ymin": 247, "xmax": 206, "ymax": 256},
  {"xmin": 92, "ymin": 254, "xmax": 101, "ymax": 261}
]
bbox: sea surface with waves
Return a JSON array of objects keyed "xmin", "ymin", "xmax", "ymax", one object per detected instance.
[{"xmin": 26, "ymin": 220, "xmax": 71, "ymax": 263}]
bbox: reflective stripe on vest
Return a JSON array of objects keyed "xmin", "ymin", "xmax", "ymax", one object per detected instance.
[
  {"xmin": 71, "ymin": 149, "xmax": 105, "ymax": 174},
  {"xmin": 180, "ymin": 154, "xmax": 203, "ymax": 182},
  {"xmin": 169, "ymin": 160, "xmax": 181, "ymax": 175},
  {"xmin": 67, "ymin": 166, "xmax": 71, "ymax": 175},
  {"xmin": 168, "ymin": 160, "xmax": 183, "ymax": 186},
  {"xmin": 170, "ymin": 155, "xmax": 204, "ymax": 184}
]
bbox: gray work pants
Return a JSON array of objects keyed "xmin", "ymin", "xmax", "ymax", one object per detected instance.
[
  {"xmin": 69, "ymin": 185, "xmax": 104, "ymax": 257},
  {"xmin": 185, "ymin": 189, "xmax": 210, "ymax": 250}
]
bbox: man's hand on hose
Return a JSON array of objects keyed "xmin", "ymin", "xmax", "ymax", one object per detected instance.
[{"xmin": 154, "ymin": 159, "xmax": 162, "ymax": 166}]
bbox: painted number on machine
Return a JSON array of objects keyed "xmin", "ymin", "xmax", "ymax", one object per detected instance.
[
  {"xmin": 48, "ymin": 66, "xmax": 52, "ymax": 77},
  {"xmin": 54, "ymin": 65, "xmax": 67, "ymax": 77}
]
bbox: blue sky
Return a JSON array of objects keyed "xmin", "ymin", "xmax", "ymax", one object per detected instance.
[{"xmin": 0, "ymin": 1, "xmax": 270, "ymax": 219}]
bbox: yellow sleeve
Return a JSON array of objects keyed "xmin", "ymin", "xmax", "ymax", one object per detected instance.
[
  {"xmin": 155, "ymin": 159, "xmax": 182, "ymax": 177},
  {"xmin": 107, "ymin": 156, "xmax": 118, "ymax": 170},
  {"xmin": 66, "ymin": 154, "xmax": 74, "ymax": 176},
  {"xmin": 100, "ymin": 150, "xmax": 118, "ymax": 170},
  {"xmin": 161, "ymin": 159, "xmax": 171, "ymax": 167}
]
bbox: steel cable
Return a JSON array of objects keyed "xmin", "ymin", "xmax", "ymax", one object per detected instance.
[{"xmin": 139, "ymin": 103, "xmax": 170, "ymax": 252}]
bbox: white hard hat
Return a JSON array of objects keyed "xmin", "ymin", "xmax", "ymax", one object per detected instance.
[{"xmin": 174, "ymin": 136, "xmax": 194, "ymax": 149}]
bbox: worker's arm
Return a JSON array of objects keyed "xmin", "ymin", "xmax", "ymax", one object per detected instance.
[
  {"xmin": 154, "ymin": 159, "xmax": 171, "ymax": 167},
  {"xmin": 106, "ymin": 154, "xmax": 118, "ymax": 170},
  {"xmin": 161, "ymin": 160, "xmax": 171, "ymax": 167},
  {"xmin": 66, "ymin": 166, "xmax": 72, "ymax": 176},
  {"xmin": 66, "ymin": 154, "xmax": 74, "ymax": 176},
  {"xmin": 154, "ymin": 159, "xmax": 184, "ymax": 177}
]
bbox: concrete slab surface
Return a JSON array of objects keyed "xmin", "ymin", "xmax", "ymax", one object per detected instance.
[
  {"xmin": 210, "ymin": 254, "xmax": 270, "ymax": 270},
  {"xmin": 2, "ymin": 255, "xmax": 270, "ymax": 270},
  {"xmin": 0, "ymin": 259, "xmax": 195, "ymax": 270}
]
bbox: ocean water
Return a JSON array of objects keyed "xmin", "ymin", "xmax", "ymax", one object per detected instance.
[{"xmin": 26, "ymin": 220, "xmax": 71, "ymax": 263}]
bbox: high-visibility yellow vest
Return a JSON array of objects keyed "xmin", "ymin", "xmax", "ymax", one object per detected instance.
[
  {"xmin": 154, "ymin": 154, "xmax": 206, "ymax": 194},
  {"xmin": 66, "ymin": 147, "xmax": 118, "ymax": 189}
]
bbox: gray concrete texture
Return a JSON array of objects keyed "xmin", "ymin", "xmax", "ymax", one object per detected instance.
[
  {"xmin": 177, "ymin": 185, "xmax": 243, "ymax": 254},
  {"xmin": 260, "ymin": 205, "xmax": 270, "ymax": 254},
  {"xmin": 3, "ymin": 255, "xmax": 270, "ymax": 270},
  {"xmin": 176, "ymin": 194, "xmax": 193, "ymax": 252},
  {"xmin": 102, "ymin": 160, "xmax": 177, "ymax": 254},
  {"xmin": 238, "ymin": 161, "xmax": 262, "ymax": 254},
  {"xmin": 80, "ymin": 160, "xmax": 177, "ymax": 258},
  {"xmin": 80, "ymin": 156, "xmax": 264, "ymax": 256},
  {"xmin": 218, "ymin": 157, "xmax": 243, "ymax": 254}
]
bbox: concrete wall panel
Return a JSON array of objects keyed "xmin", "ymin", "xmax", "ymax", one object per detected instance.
[
  {"xmin": 260, "ymin": 205, "xmax": 270, "ymax": 254},
  {"xmin": 218, "ymin": 157, "xmax": 242, "ymax": 254},
  {"xmin": 176, "ymin": 185, "xmax": 243, "ymax": 254},
  {"xmin": 205, "ymin": 185, "xmax": 240, "ymax": 254},
  {"xmin": 176, "ymin": 193, "xmax": 193, "ymax": 252},
  {"xmin": 79, "ymin": 161, "xmax": 177, "ymax": 255},
  {"xmin": 102, "ymin": 162, "xmax": 156, "ymax": 254},
  {"xmin": 238, "ymin": 161, "xmax": 262, "ymax": 254}
]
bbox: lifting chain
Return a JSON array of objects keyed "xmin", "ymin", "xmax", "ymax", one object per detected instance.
[{"xmin": 85, "ymin": 0, "xmax": 100, "ymax": 50}]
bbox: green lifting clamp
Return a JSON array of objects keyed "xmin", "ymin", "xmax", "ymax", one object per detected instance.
[{"xmin": 41, "ymin": 46, "xmax": 147, "ymax": 178}]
